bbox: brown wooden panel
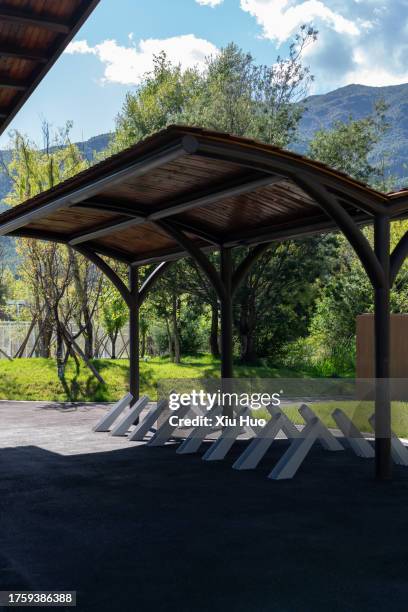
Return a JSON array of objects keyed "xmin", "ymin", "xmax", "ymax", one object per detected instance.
[
  {"xmin": 356, "ymin": 314, "xmax": 408, "ymax": 378},
  {"xmin": 27, "ymin": 209, "xmax": 119, "ymax": 234},
  {"xmin": 0, "ymin": 87, "xmax": 17, "ymax": 107},
  {"xmin": 100, "ymin": 156, "xmax": 245, "ymax": 206},
  {"xmin": 96, "ymin": 222, "xmax": 176, "ymax": 255},
  {"xmin": 180, "ymin": 181, "xmax": 320, "ymax": 233},
  {"xmin": 1, "ymin": 0, "xmax": 83, "ymax": 20}
]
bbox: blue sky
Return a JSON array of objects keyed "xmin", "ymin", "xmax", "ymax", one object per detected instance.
[{"xmin": 1, "ymin": 0, "xmax": 408, "ymax": 148}]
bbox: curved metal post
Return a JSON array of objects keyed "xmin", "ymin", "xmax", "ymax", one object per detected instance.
[
  {"xmin": 73, "ymin": 245, "xmax": 131, "ymax": 307},
  {"xmin": 139, "ymin": 261, "xmax": 172, "ymax": 304},
  {"xmin": 291, "ymin": 175, "xmax": 392, "ymax": 480},
  {"xmin": 76, "ymin": 247, "xmax": 174, "ymax": 404},
  {"xmin": 390, "ymin": 230, "xmax": 408, "ymax": 286},
  {"xmin": 155, "ymin": 220, "xmax": 234, "ymax": 390},
  {"xmin": 294, "ymin": 174, "xmax": 385, "ymax": 288},
  {"xmin": 154, "ymin": 222, "xmax": 276, "ymax": 391}
]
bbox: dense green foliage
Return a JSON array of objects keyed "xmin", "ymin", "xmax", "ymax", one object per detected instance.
[{"xmin": 108, "ymin": 28, "xmax": 316, "ymax": 153}]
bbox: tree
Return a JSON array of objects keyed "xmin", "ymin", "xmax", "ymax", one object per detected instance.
[
  {"xmin": 108, "ymin": 52, "xmax": 201, "ymax": 154},
  {"xmin": 2, "ymin": 122, "xmax": 106, "ymax": 387},
  {"xmin": 308, "ymin": 100, "xmax": 391, "ymax": 187},
  {"xmin": 234, "ymin": 237, "xmax": 337, "ymax": 362},
  {"xmin": 101, "ymin": 288, "xmax": 128, "ymax": 359},
  {"xmin": 306, "ymin": 102, "xmax": 403, "ymax": 373},
  {"xmin": 106, "ymin": 29, "xmax": 320, "ymax": 363},
  {"xmin": 109, "ymin": 28, "xmax": 318, "ymax": 150}
]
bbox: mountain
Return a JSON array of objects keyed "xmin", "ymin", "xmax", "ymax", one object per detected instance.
[{"xmin": 297, "ymin": 82, "xmax": 408, "ymax": 187}]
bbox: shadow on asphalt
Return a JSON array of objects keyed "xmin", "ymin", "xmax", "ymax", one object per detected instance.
[{"xmin": 0, "ymin": 439, "xmax": 407, "ymax": 612}]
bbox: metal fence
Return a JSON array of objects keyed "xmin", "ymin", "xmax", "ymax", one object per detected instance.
[{"xmin": 0, "ymin": 321, "xmax": 131, "ymax": 359}]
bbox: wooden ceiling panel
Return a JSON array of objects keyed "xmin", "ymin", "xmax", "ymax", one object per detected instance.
[
  {"xmin": 2, "ymin": 0, "xmax": 83, "ymax": 20},
  {"xmin": 100, "ymin": 156, "xmax": 244, "ymax": 208},
  {"xmin": 27, "ymin": 208, "xmax": 119, "ymax": 234},
  {"xmin": 177, "ymin": 181, "xmax": 320, "ymax": 234},
  {"xmin": 96, "ymin": 222, "xmax": 176, "ymax": 255}
]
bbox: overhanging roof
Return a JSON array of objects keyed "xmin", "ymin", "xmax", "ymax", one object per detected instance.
[
  {"xmin": 0, "ymin": 0, "xmax": 100, "ymax": 134},
  {"xmin": 0, "ymin": 125, "xmax": 407, "ymax": 265}
]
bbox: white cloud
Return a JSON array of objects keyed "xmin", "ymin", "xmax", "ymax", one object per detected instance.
[
  {"xmin": 66, "ymin": 40, "xmax": 94, "ymax": 54},
  {"xmin": 346, "ymin": 47, "xmax": 408, "ymax": 87},
  {"xmin": 66, "ymin": 34, "xmax": 218, "ymax": 85},
  {"xmin": 196, "ymin": 0, "xmax": 223, "ymax": 6},
  {"xmin": 240, "ymin": 0, "xmax": 359, "ymax": 44},
  {"xmin": 240, "ymin": 0, "xmax": 408, "ymax": 91}
]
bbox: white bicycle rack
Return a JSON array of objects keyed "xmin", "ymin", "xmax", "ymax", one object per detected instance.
[
  {"xmin": 128, "ymin": 399, "xmax": 168, "ymax": 442},
  {"xmin": 299, "ymin": 404, "xmax": 344, "ymax": 452},
  {"xmin": 177, "ymin": 405, "xmax": 223, "ymax": 455},
  {"xmin": 202, "ymin": 405, "xmax": 254, "ymax": 461},
  {"xmin": 233, "ymin": 410, "xmax": 298, "ymax": 471},
  {"xmin": 148, "ymin": 402, "xmax": 193, "ymax": 447},
  {"xmin": 110, "ymin": 396, "xmax": 150, "ymax": 437},
  {"xmin": 332, "ymin": 409, "xmax": 374, "ymax": 458},
  {"xmin": 267, "ymin": 405, "xmax": 343, "ymax": 480},
  {"xmin": 93, "ymin": 393, "xmax": 133, "ymax": 432}
]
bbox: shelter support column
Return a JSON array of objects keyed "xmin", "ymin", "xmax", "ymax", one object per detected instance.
[
  {"xmin": 129, "ymin": 264, "xmax": 140, "ymax": 404},
  {"xmin": 292, "ymin": 174, "xmax": 393, "ymax": 480},
  {"xmin": 220, "ymin": 247, "xmax": 233, "ymax": 381},
  {"xmin": 374, "ymin": 215, "xmax": 392, "ymax": 481}
]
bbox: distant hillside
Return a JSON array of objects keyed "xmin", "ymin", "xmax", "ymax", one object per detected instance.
[{"xmin": 297, "ymin": 82, "xmax": 408, "ymax": 187}]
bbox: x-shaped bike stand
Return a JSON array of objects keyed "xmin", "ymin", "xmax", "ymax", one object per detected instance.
[
  {"xmin": 331, "ymin": 409, "xmax": 374, "ymax": 458},
  {"xmin": 93, "ymin": 393, "xmax": 133, "ymax": 432},
  {"xmin": 110, "ymin": 396, "xmax": 150, "ymax": 437},
  {"xmin": 202, "ymin": 405, "xmax": 259, "ymax": 461},
  {"xmin": 368, "ymin": 414, "xmax": 408, "ymax": 466},
  {"xmin": 268, "ymin": 405, "xmax": 343, "ymax": 480}
]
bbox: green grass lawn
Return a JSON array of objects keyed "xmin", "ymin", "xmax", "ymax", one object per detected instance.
[
  {"xmin": 0, "ymin": 354, "xmax": 311, "ymax": 403},
  {"xmin": 1, "ymin": 355, "xmax": 406, "ymax": 437}
]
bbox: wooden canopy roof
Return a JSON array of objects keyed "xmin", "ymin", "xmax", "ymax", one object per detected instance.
[
  {"xmin": 0, "ymin": 0, "xmax": 100, "ymax": 134},
  {"xmin": 0, "ymin": 125, "xmax": 407, "ymax": 265}
]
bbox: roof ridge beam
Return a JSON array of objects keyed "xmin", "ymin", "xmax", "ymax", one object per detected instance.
[
  {"xmin": 148, "ymin": 174, "xmax": 281, "ymax": 221},
  {"xmin": 0, "ymin": 7, "xmax": 70, "ymax": 33},
  {"xmin": 69, "ymin": 215, "xmax": 145, "ymax": 246}
]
